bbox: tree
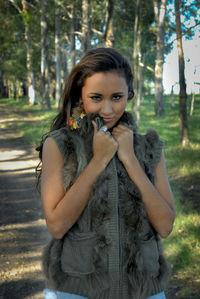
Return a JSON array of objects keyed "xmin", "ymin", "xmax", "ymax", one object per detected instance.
[
  {"xmin": 154, "ymin": 0, "xmax": 167, "ymax": 116},
  {"xmin": 82, "ymin": 0, "xmax": 91, "ymax": 53},
  {"xmin": 40, "ymin": 0, "xmax": 51, "ymax": 110},
  {"xmin": 175, "ymin": 0, "xmax": 189, "ymax": 146},
  {"xmin": 114, "ymin": 0, "xmax": 156, "ymax": 101},
  {"xmin": 69, "ymin": 2, "xmax": 76, "ymax": 69},
  {"xmin": 104, "ymin": 0, "xmax": 115, "ymax": 47},
  {"xmin": 22, "ymin": 0, "xmax": 36, "ymax": 105},
  {"xmin": 132, "ymin": 0, "xmax": 142, "ymax": 126},
  {"xmin": 55, "ymin": 0, "xmax": 62, "ymax": 108}
]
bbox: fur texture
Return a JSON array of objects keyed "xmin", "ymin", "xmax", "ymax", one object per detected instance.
[{"xmin": 42, "ymin": 111, "xmax": 171, "ymax": 299}]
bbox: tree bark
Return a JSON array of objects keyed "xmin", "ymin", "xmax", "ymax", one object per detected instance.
[
  {"xmin": 40, "ymin": 0, "xmax": 51, "ymax": 110},
  {"xmin": 0, "ymin": 71, "xmax": 7, "ymax": 98},
  {"xmin": 82, "ymin": 0, "xmax": 91, "ymax": 53},
  {"xmin": 154, "ymin": 0, "xmax": 166, "ymax": 116},
  {"xmin": 69, "ymin": 2, "xmax": 76, "ymax": 70},
  {"xmin": 104, "ymin": 0, "xmax": 115, "ymax": 47},
  {"xmin": 55, "ymin": 0, "xmax": 62, "ymax": 109},
  {"xmin": 170, "ymin": 85, "xmax": 175, "ymax": 108},
  {"xmin": 190, "ymin": 93, "xmax": 194, "ymax": 116},
  {"xmin": 175, "ymin": 0, "xmax": 189, "ymax": 146},
  {"xmin": 132, "ymin": 0, "xmax": 142, "ymax": 126},
  {"xmin": 22, "ymin": 0, "xmax": 36, "ymax": 105}
]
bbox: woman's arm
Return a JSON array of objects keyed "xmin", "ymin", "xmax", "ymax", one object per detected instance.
[
  {"xmin": 112, "ymin": 125, "xmax": 175, "ymax": 238},
  {"xmin": 41, "ymin": 123, "xmax": 118, "ymax": 239},
  {"xmin": 122, "ymin": 151, "xmax": 175, "ymax": 238}
]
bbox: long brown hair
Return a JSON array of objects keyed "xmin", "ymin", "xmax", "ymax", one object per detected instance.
[
  {"xmin": 51, "ymin": 47, "xmax": 134, "ymax": 131},
  {"xmin": 36, "ymin": 48, "xmax": 134, "ymax": 187}
]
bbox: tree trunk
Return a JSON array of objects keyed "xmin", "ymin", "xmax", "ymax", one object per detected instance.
[
  {"xmin": 170, "ymin": 85, "xmax": 175, "ymax": 108},
  {"xmin": 132, "ymin": 0, "xmax": 142, "ymax": 126},
  {"xmin": 104, "ymin": 0, "xmax": 115, "ymax": 47},
  {"xmin": 82, "ymin": 0, "xmax": 91, "ymax": 53},
  {"xmin": 55, "ymin": 0, "xmax": 62, "ymax": 109},
  {"xmin": 190, "ymin": 93, "xmax": 194, "ymax": 116},
  {"xmin": 154, "ymin": 0, "xmax": 166, "ymax": 116},
  {"xmin": 22, "ymin": 0, "xmax": 36, "ymax": 105},
  {"xmin": 0, "ymin": 71, "xmax": 7, "ymax": 98},
  {"xmin": 41, "ymin": 0, "xmax": 51, "ymax": 110},
  {"xmin": 69, "ymin": 2, "xmax": 76, "ymax": 70},
  {"xmin": 175, "ymin": 0, "xmax": 189, "ymax": 146}
]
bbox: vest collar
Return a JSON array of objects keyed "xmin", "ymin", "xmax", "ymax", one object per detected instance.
[{"xmin": 76, "ymin": 111, "xmax": 138, "ymax": 137}]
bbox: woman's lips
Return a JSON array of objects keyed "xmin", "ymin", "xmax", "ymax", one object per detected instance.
[{"xmin": 103, "ymin": 118, "xmax": 113, "ymax": 123}]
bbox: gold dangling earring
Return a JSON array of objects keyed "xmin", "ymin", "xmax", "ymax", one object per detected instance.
[{"xmin": 68, "ymin": 102, "xmax": 86, "ymax": 130}]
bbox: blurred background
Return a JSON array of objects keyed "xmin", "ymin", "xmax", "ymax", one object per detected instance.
[{"xmin": 0, "ymin": 0, "xmax": 200, "ymax": 298}]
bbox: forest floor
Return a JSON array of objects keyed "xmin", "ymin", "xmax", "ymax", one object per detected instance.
[{"xmin": 0, "ymin": 102, "xmax": 195, "ymax": 299}]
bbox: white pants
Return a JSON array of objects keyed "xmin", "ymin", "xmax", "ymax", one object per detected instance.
[{"xmin": 44, "ymin": 288, "xmax": 166, "ymax": 299}]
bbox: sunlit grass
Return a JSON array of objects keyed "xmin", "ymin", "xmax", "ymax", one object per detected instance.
[
  {"xmin": 163, "ymin": 193, "xmax": 200, "ymax": 298},
  {"xmin": 128, "ymin": 95, "xmax": 200, "ymax": 181},
  {"xmin": 0, "ymin": 97, "xmax": 57, "ymax": 146}
]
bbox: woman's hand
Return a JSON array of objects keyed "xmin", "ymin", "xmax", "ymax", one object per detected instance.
[
  {"xmin": 112, "ymin": 125, "xmax": 135, "ymax": 164},
  {"xmin": 92, "ymin": 121, "xmax": 118, "ymax": 169}
]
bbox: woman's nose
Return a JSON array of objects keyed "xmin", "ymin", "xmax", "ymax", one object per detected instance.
[{"xmin": 101, "ymin": 100, "xmax": 113, "ymax": 114}]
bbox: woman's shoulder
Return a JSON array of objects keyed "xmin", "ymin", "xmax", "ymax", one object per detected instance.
[
  {"xmin": 45, "ymin": 126, "xmax": 68, "ymax": 140},
  {"xmin": 135, "ymin": 129, "xmax": 164, "ymax": 168},
  {"xmin": 135, "ymin": 128, "xmax": 163, "ymax": 147},
  {"xmin": 43, "ymin": 126, "xmax": 71, "ymax": 159}
]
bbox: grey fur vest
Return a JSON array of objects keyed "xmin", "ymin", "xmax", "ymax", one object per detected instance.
[{"xmin": 42, "ymin": 111, "xmax": 171, "ymax": 299}]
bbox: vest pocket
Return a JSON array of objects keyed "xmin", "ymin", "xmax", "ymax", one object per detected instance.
[
  {"xmin": 140, "ymin": 236, "xmax": 160, "ymax": 277},
  {"xmin": 61, "ymin": 231, "xmax": 97, "ymax": 276}
]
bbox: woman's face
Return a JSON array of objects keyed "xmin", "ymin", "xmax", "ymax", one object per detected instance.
[{"xmin": 81, "ymin": 71, "xmax": 128, "ymax": 129}]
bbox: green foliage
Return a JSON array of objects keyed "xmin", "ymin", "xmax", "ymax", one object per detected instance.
[
  {"xmin": 167, "ymin": 0, "xmax": 200, "ymax": 40},
  {"xmin": 1, "ymin": 1, "xmax": 200, "ymax": 117},
  {"xmin": 21, "ymin": 10, "xmax": 32, "ymax": 24},
  {"xmin": 0, "ymin": 1, "xmax": 25, "ymax": 78},
  {"xmin": 0, "ymin": 0, "xmax": 173, "ymax": 93}
]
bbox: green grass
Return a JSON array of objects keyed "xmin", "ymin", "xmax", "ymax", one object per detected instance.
[
  {"xmin": 0, "ymin": 97, "xmax": 57, "ymax": 147},
  {"xmin": 127, "ymin": 95, "xmax": 200, "ymax": 179},
  {"xmin": 1, "ymin": 94, "xmax": 200, "ymax": 297}
]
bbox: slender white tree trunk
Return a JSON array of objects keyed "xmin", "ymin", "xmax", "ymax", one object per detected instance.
[
  {"xmin": 55, "ymin": 0, "xmax": 62, "ymax": 108},
  {"xmin": 22, "ymin": 0, "xmax": 36, "ymax": 105},
  {"xmin": 190, "ymin": 93, "xmax": 194, "ymax": 116},
  {"xmin": 41, "ymin": 0, "xmax": 51, "ymax": 110},
  {"xmin": 82, "ymin": 0, "xmax": 90, "ymax": 53},
  {"xmin": 132, "ymin": 0, "xmax": 142, "ymax": 126},
  {"xmin": 154, "ymin": 0, "xmax": 166, "ymax": 116},
  {"xmin": 104, "ymin": 0, "xmax": 115, "ymax": 47},
  {"xmin": 69, "ymin": 3, "xmax": 76, "ymax": 70}
]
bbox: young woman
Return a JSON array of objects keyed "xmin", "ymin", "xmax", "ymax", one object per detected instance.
[{"xmin": 37, "ymin": 48, "xmax": 175, "ymax": 299}]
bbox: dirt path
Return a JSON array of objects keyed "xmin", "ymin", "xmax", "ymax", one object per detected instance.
[{"xmin": 0, "ymin": 104, "xmax": 51, "ymax": 299}]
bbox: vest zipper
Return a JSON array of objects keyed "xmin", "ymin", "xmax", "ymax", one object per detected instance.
[
  {"xmin": 118, "ymin": 204, "xmax": 123, "ymax": 298},
  {"xmin": 107, "ymin": 156, "xmax": 120, "ymax": 299}
]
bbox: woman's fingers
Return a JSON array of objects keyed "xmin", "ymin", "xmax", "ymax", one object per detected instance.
[{"xmin": 92, "ymin": 120, "xmax": 97, "ymax": 135}]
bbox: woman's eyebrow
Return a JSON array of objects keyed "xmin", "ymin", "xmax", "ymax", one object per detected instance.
[
  {"xmin": 88, "ymin": 92, "xmax": 125, "ymax": 95},
  {"xmin": 88, "ymin": 92, "xmax": 102, "ymax": 96},
  {"xmin": 112, "ymin": 92, "xmax": 125, "ymax": 95}
]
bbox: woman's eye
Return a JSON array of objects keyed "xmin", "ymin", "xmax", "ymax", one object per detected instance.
[
  {"xmin": 112, "ymin": 95, "xmax": 122, "ymax": 101},
  {"xmin": 91, "ymin": 96, "xmax": 101, "ymax": 101}
]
